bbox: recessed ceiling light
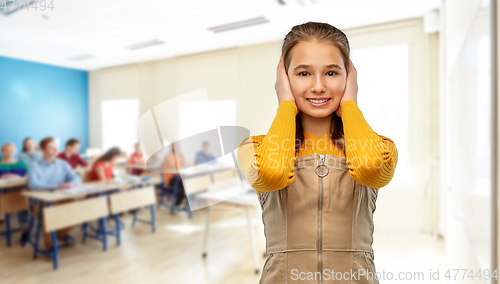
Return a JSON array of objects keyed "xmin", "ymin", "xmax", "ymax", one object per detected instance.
[
  {"xmin": 67, "ymin": 54, "xmax": 94, "ymax": 61},
  {"xmin": 208, "ymin": 16, "xmax": 270, "ymax": 33},
  {"xmin": 124, "ymin": 39, "xmax": 165, "ymax": 51}
]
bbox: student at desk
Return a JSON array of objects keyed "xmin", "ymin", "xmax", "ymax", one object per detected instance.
[
  {"xmin": 28, "ymin": 137, "xmax": 82, "ymax": 250},
  {"xmin": 194, "ymin": 140, "xmax": 216, "ymax": 166},
  {"xmin": 18, "ymin": 137, "xmax": 42, "ymax": 165},
  {"xmin": 162, "ymin": 144, "xmax": 187, "ymax": 207},
  {"xmin": 0, "ymin": 142, "xmax": 30, "ymax": 244},
  {"xmin": 57, "ymin": 138, "xmax": 88, "ymax": 169},
  {"xmin": 90, "ymin": 147, "xmax": 121, "ymax": 181},
  {"xmin": 127, "ymin": 142, "xmax": 144, "ymax": 176},
  {"xmin": 0, "ymin": 143, "xmax": 28, "ymax": 179}
]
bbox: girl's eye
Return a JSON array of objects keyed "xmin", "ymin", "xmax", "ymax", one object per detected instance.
[{"xmin": 298, "ymin": 71, "xmax": 337, "ymax": 76}]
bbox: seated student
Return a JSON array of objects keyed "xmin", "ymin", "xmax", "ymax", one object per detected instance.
[
  {"xmin": 28, "ymin": 137, "xmax": 82, "ymax": 250},
  {"xmin": 0, "ymin": 143, "xmax": 30, "ymax": 243},
  {"xmin": 127, "ymin": 142, "xmax": 144, "ymax": 176},
  {"xmin": 0, "ymin": 143, "xmax": 28, "ymax": 179},
  {"xmin": 194, "ymin": 140, "xmax": 216, "ymax": 166},
  {"xmin": 90, "ymin": 147, "xmax": 121, "ymax": 181},
  {"xmin": 57, "ymin": 138, "xmax": 88, "ymax": 169},
  {"xmin": 162, "ymin": 144, "xmax": 187, "ymax": 207},
  {"xmin": 18, "ymin": 137, "xmax": 42, "ymax": 165}
]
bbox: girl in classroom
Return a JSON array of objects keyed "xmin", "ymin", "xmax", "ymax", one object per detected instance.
[
  {"xmin": 237, "ymin": 21, "xmax": 398, "ymax": 284},
  {"xmin": 90, "ymin": 147, "xmax": 122, "ymax": 181}
]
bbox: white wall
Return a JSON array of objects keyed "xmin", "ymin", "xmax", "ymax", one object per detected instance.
[{"xmin": 440, "ymin": 0, "xmax": 495, "ymax": 280}]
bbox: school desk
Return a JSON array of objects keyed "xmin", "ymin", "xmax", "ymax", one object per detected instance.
[
  {"xmin": 0, "ymin": 177, "xmax": 27, "ymax": 190},
  {"xmin": 0, "ymin": 177, "xmax": 29, "ymax": 246},
  {"xmin": 20, "ymin": 176, "xmax": 162, "ymax": 269}
]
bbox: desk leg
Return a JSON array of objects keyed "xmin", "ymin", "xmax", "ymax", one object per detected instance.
[
  {"xmin": 100, "ymin": 218, "xmax": 107, "ymax": 251},
  {"xmin": 5, "ymin": 214, "xmax": 11, "ymax": 247},
  {"xmin": 114, "ymin": 214, "xmax": 121, "ymax": 246},
  {"xmin": 33, "ymin": 201, "xmax": 43, "ymax": 259},
  {"xmin": 245, "ymin": 208, "xmax": 260, "ymax": 274},
  {"xmin": 150, "ymin": 205, "xmax": 156, "ymax": 233},
  {"xmin": 24, "ymin": 200, "xmax": 35, "ymax": 247},
  {"xmin": 51, "ymin": 231, "xmax": 58, "ymax": 270},
  {"xmin": 201, "ymin": 205, "xmax": 212, "ymax": 258}
]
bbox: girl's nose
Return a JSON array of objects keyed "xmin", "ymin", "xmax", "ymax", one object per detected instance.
[{"xmin": 311, "ymin": 77, "xmax": 326, "ymax": 93}]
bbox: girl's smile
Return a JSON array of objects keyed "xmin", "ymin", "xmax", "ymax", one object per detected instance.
[{"xmin": 305, "ymin": 97, "xmax": 332, "ymax": 107}]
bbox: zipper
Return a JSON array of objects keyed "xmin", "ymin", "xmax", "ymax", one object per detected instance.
[{"xmin": 316, "ymin": 154, "xmax": 327, "ymax": 284}]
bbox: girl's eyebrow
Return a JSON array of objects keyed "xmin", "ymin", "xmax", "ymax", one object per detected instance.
[{"xmin": 293, "ymin": 64, "xmax": 342, "ymax": 71}]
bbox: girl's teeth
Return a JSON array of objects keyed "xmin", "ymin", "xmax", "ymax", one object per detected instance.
[{"xmin": 308, "ymin": 99, "xmax": 329, "ymax": 103}]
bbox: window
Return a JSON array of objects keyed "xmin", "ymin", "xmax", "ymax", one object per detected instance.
[{"xmin": 101, "ymin": 99, "xmax": 139, "ymax": 155}]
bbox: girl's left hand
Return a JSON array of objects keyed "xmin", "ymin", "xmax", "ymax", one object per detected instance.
[{"xmin": 336, "ymin": 58, "xmax": 358, "ymax": 117}]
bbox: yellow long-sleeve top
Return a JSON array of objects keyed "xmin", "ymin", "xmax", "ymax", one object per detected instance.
[{"xmin": 237, "ymin": 100, "xmax": 398, "ymax": 195}]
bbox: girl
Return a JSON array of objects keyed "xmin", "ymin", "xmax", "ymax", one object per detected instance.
[
  {"xmin": 18, "ymin": 137, "xmax": 42, "ymax": 165},
  {"xmin": 237, "ymin": 22, "xmax": 398, "ymax": 284},
  {"xmin": 0, "ymin": 143, "xmax": 28, "ymax": 179},
  {"xmin": 161, "ymin": 144, "xmax": 187, "ymax": 207},
  {"xmin": 90, "ymin": 147, "xmax": 122, "ymax": 181},
  {"xmin": 127, "ymin": 142, "xmax": 145, "ymax": 176}
]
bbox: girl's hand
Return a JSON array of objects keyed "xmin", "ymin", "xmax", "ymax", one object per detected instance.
[
  {"xmin": 336, "ymin": 58, "xmax": 358, "ymax": 117},
  {"xmin": 275, "ymin": 55, "xmax": 295, "ymax": 104}
]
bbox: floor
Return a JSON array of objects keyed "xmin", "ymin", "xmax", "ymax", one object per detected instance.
[{"xmin": 0, "ymin": 189, "xmax": 447, "ymax": 284}]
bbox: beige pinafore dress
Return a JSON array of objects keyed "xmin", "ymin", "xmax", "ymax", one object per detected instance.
[{"xmin": 258, "ymin": 152, "xmax": 379, "ymax": 284}]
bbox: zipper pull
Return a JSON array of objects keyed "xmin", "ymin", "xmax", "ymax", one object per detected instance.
[{"xmin": 315, "ymin": 154, "xmax": 329, "ymax": 177}]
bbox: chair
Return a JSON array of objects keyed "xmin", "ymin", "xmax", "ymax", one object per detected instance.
[
  {"xmin": 157, "ymin": 174, "xmax": 195, "ymax": 219},
  {"xmin": 0, "ymin": 191, "xmax": 29, "ymax": 246},
  {"xmin": 43, "ymin": 196, "xmax": 109, "ymax": 270},
  {"xmin": 109, "ymin": 187, "xmax": 156, "ymax": 246}
]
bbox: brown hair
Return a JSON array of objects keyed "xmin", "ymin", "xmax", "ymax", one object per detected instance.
[
  {"xmin": 22, "ymin": 137, "xmax": 36, "ymax": 152},
  {"xmin": 66, "ymin": 138, "xmax": 80, "ymax": 148},
  {"xmin": 281, "ymin": 21, "xmax": 350, "ymax": 153},
  {"xmin": 95, "ymin": 147, "xmax": 122, "ymax": 163},
  {"xmin": 39, "ymin": 137, "xmax": 55, "ymax": 150}
]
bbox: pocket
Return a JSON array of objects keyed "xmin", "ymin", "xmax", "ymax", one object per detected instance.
[
  {"xmin": 260, "ymin": 253, "xmax": 274, "ymax": 283},
  {"xmin": 364, "ymin": 252, "xmax": 377, "ymax": 281}
]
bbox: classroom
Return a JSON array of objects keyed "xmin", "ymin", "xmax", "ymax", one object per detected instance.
[{"xmin": 0, "ymin": 1, "xmax": 498, "ymax": 284}]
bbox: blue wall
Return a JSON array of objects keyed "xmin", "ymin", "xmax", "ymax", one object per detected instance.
[{"xmin": 0, "ymin": 56, "xmax": 88, "ymax": 157}]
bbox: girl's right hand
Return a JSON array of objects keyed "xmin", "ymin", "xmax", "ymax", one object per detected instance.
[{"xmin": 275, "ymin": 55, "xmax": 295, "ymax": 104}]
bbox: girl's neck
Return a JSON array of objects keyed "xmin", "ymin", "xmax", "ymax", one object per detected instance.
[
  {"xmin": 300, "ymin": 112, "xmax": 333, "ymax": 137},
  {"xmin": 0, "ymin": 158, "xmax": 14, "ymax": 164}
]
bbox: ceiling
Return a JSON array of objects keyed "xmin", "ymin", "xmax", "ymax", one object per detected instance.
[{"xmin": 0, "ymin": 0, "xmax": 440, "ymax": 71}]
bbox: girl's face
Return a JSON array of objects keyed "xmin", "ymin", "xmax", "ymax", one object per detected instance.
[
  {"xmin": 25, "ymin": 139, "xmax": 36, "ymax": 151},
  {"xmin": 287, "ymin": 41, "xmax": 347, "ymax": 118},
  {"xmin": 1, "ymin": 145, "xmax": 15, "ymax": 160}
]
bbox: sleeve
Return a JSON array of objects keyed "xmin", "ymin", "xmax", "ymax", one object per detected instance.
[
  {"xmin": 237, "ymin": 100, "xmax": 298, "ymax": 193},
  {"xmin": 63, "ymin": 161, "xmax": 82, "ymax": 186},
  {"xmin": 17, "ymin": 161, "xmax": 28, "ymax": 176},
  {"xmin": 341, "ymin": 100, "xmax": 398, "ymax": 189},
  {"xmin": 194, "ymin": 152, "xmax": 201, "ymax": 165},
  {"xmin": 78, "ymin": 155, "xmax": 88, "ymax": 167},
  {"xmin": 28, "ymin": 163, "xmax": 55, "ymax": 191}
]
